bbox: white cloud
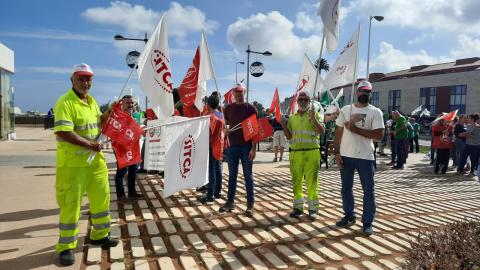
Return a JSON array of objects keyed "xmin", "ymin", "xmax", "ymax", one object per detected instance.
[
  {"xmin": 370, "ymin": 42, "xmax": 452, "ymax": 72},
  {"xmin": 22, "ymin": 66, "xmax": 130, "ymax": 78},
  {"xmin": 347, "ymin": 0, "xmax": 480, "ymax": 34},
  {"xmin": 295, "ymin": 11, "xmax": 321, "ymax": 33},
  {"xmin": 407, "ymin": 33, "xmax": 437, "ymax": 45},
  {"xmin": 82, "ymin": 1, "xmax": 219, "ymax": 40},
  {"xmin": 450, "ymin": 34, "xmax": 480, "ymax": 59},
  {"xmin": 226, "ymin": 11, "xmax": 322, "ymax": 61}
]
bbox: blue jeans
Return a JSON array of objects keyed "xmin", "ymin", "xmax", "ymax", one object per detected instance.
[
  {"xmin": 206, "ymin": 147, "xmax": 223, "ymax": 200},
  {"xmin": 226, "ymin": 144, "xmax": 254, "ymax": 205},
  {"xmin": 455, "ymin": 139, "xmax": 466, "ymax": 167},
  {"xmin": 114, "ymin": 163, "xmax": 138, "ymax": 197},
  {"xmin": 458, "ymin": 144, "xmax": 480, "ymax": 174},
  {"xmin": 340, "ymin": 156, "xmax": 376, "ymax": 227},
  {"xmin": 395, "ymin": 139, "xmax": 406, "ymax": 167}
]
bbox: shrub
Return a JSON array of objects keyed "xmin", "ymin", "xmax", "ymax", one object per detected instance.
[{"xmin": 402, "ymin": 221, "xmax": 480, "ymax": 270}]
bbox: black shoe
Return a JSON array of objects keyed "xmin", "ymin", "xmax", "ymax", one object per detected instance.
[
  {"xmin": 59, "ymin": 249, "xmax": 75, "ymax": 266},
  {"xmin": 289, "ymin": 208, "xmax": 303, "ymax": 219},
  {"xmin": 308, "ymin": 210, "xmax": 318, "ymax": 221},
  {"xmin": 219, "ymin": 201, "xmax": 235, "ymax": 213},
  {"xmin": 379, "ymin": 153, "xmax": 387, "ymax": 157},
  {"xmin": 245, "ymin": 206, "xmax": 254, "ymax": 217},
  {"xmin": 392, "ymin": 166, "xmax": 404, "ymax": 170},
  {"xmin": 117, "ymin": 196, "xmax": 129, "ymax": 204},
  {"xmin": 214, "ymin": 194, "xmax": 222, "ymax": 199},
  {"xmin": 336, "ymin": 216, "xmax": 356, "ymax": 228},
  {"xmin": 197, "ymin": 195, "xmax": 214, "ymax": 205},
  {"xmin": 90, "ymin": 237, "xmax": 119, "ymax": 248},
  {"xmin": 128, "ymin": 193, "xmax": 143, "ymax": 199},
  {"xmin": 196, "ymin": 185, "xmax": 208, "ymax": 192},
  {"xmin": 138, "ymin": 168, "xmax": 147, "ymax": 173}
]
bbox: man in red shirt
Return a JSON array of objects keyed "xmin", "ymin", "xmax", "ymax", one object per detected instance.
[
  {"xmin": 220, "ymin": 84, "xmax": 257, "ymax": 216},
  {"xmin": 432, "ymin": 119, "xmax": 453, "ymax": 174}
]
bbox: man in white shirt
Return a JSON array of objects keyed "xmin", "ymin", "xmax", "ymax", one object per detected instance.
[{"xmin": 333, "ymin": 81, "xmax": 385, "ymax": 236}]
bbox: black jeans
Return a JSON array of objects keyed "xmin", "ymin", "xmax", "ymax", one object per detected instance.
[
  {"xmin": 435, "ymin": 149, "xmax": 449, "ymax": 173},
  {"xmin": 409, "ymin": 136, "xmax": 419, "ymax": 153},
  {"xmin": 114, "ymin": 164, "xmax": 138, "ymax": 197}
]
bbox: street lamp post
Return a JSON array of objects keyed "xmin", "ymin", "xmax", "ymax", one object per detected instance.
[
  {"xmin": 246, "ymin": 44, "xmax": 272, "ymax": 103},
  {"xmin": 235, "ymin": 61, "xmax": 245, "ymax": 83},
  {"xmin": 113, "ymin": 33, "xmax": 148, "ymax": 109},
  {"xmin": 366, "ymin": 15, "xmax": 384, "ymax": 80}
]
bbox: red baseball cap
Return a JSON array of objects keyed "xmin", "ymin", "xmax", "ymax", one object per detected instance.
[{"xmin": 357, "ymin": 80, "xmax": 372, "ymax": 91}]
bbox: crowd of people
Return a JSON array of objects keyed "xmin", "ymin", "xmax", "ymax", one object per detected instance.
[{"xmin": 52, "ymin": 63, "xmax": 479, "ymax": 266}]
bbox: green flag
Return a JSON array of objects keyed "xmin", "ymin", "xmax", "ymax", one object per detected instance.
[{"xmin": 320, "ymin": 91, "xmax": 331, "ymax": 106}]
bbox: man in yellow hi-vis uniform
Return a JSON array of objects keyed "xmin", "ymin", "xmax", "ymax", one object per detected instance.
[
  {"xmin": 54, "ymin": 63, "xmax": 118, "ymax": 266},
  {"xmin": 280, "ymin": 91, "xmax": 325, "ymax": 220}
]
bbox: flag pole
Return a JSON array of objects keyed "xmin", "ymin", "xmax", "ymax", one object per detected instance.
[
  {"xmin": 201, "ymin": 30, "xmax": 219, "ymax": 92},
  {"xmin": 349, "ymin": 24, "xmax": 361, "ymax": 117},
  {"xmin": 312, "ymin": 35, "xmax": 326, "ymax": 101}
]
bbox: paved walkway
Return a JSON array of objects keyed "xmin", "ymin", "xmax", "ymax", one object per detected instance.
[{"xmin": 1, "ymin": 127, "xmax": 480, "ymax": 270}]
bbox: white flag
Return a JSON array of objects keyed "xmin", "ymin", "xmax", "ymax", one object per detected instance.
[
  {"xmin": 163, "ymin": 116, "xmax": 210, "ymax": 198},
  {"xmin": 318, "ymin": 0, "xmax": 341, "ymax": 53},
  {"xmin": 291, "ymin": 54, "xmax": 325, "ymax": 113},
  {"xmin": 137, "ymin": 15, "xmax": 174, "ymax": 120},
  {"xmin": 419, "ymin": 108, "xmax": 431, "ymax": 118},
  {"xmin": 411, "ymin": 105, "xmax": 423, "ymax": 115},
  {"xmin": 324, "ymin": 27, "xmax": 360, "ymax": 90},
  {"xmin": 194, "ymin": 30, "xmax": 216, "ymax": 111}
]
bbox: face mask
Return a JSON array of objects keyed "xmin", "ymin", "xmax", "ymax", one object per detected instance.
[{"xmin": 357, "ymin": 94, "xmax": 369, "ymax": 104}]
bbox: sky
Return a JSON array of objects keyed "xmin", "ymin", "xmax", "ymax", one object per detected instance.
[{"xmin": 2, "ymin": 0, "xmax": 480, "ymax": 113}]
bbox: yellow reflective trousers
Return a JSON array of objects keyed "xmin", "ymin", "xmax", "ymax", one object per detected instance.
[
  {"xmin": 290, "ymin": 149, "xmax": 320, "ymax": 211},
  {"xmin": 55, "ymin": 157, "xmax": 110, "ymax": 253}
]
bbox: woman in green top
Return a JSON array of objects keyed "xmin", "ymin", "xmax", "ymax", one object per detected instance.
[{"xmin": 409, "ymin": 117, "xmax": 420, "ymax": 153}]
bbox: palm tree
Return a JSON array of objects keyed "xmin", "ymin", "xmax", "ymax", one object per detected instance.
[{"xmin": 314, "ymin": 58, "xmax": 329, "ymax": 73}]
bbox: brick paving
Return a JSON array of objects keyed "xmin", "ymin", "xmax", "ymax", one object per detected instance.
[{"xmin": 81, "ymin": 157, "xmax": 480, "ymax": 269}]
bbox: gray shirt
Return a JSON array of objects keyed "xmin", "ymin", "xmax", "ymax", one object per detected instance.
[{"xmin": 465, "ymin": 124, "xmax": 480, "ymax": 145}]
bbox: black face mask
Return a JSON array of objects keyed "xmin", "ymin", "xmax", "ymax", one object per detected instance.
[{"xmin": 357, "ymin": 94, "xmax": 369, "ymax": 104}]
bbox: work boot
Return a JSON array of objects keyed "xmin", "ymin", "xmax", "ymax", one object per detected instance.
[
  {"xmin": 289, "ymin": 208, "xmax": 303, "ymax": 219},
  {"xmin": 219, "ymin": 201, "xmax": 235, "ymax": 213},
  {"xmin": 90, "ymin": 237, "xmax": 119, "ymax": 248},
  {"xmin": 197, "ymin": 195, "xmax": 214, "ymax": 205},
  {"xmin": 363, "ymin": 225, "xmax": 374, "ymax": 236},
  {"xmin": 245, "ymin": 202, "xmax": 254, "ymax": 217},
  {"xmin": 59, "ymin": 249, "xmax": 75, "ymax": 266},
  {"xmin": 308, "ymin": 210, "xmax": 318, "ymax": 221}
]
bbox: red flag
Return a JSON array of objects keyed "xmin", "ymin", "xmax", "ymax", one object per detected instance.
[
  {"xmin": 103, "ymin": 103, "xmax": 144, "ymax": 169},
  {"xmin": 145, "ymin": 108, "xmax": 158, "ymax": 120},
  {"xmin": 241, "ymin": 114, "xmax": 258, "ymax": 142},
  {"xmin": 441, "ymin": 109, "xmax": 458, "ymax": 122},
  {"xmin": 253, "ymin": 118, "xmax": 273, "ymax": 143},
  {"xmin": 179, "ymin": 47, "xmax": 200, "ymax": 106},
  {"xmin": 103, "ymin": 103, "xmax": 144, "ymax": 147},
  {"xmin": 210, "ymin": 112, "xmax": 225, "ymax": 160},
  {"xmin": 289, "ymin": 94, "xmax": 297, "ymax": 115},
  {"xmin": 224, "ymin": 89, "xmax": 234, "ymax": 105},
  {"xmin": 269, "ymin": 88, "xmax": 282, "ymax": 122},
  {"xmin": 182, "ymin": 104, "xmax": 201, "ymax": 118},
  {"xmin": 113, "ymin": 140, "xmax": 142, "ymax": 169}
]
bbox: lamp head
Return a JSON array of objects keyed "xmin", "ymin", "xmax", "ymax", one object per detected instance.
[
  {"xmin": 373, "ymin": 16, "xmax": 384, "ymax": 21},
  {"xmin": 114, "ymin": 34, "xmax": 125, "ymax": 40},
  {"xmin": 262, "ymin": 51, "xmax": 272, "ymax": 56},
  {"xmin": 238, "ymin": 61, "xmax": 245, "ymax": 64}
]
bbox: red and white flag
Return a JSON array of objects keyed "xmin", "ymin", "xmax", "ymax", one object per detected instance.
[
  {"xmin": 224, "ymin": 89, "xmax": 234, "ymax": 105},
  {"xmin": 103, "ymin": 103, "xmax": 144, "ymax": 169},
  {"xmin": 253, "ymin": 118, "xmax": 273, "ymax": 143},
  {"xmin": 195, "ymin": 31, "xmax": 216, "ymax": 111},
  {"xmin": 137, "ymin": 15, "xmax": 174, "ymax": 120},
  {"xmin": 164, "ymin": 116, "xmax": 210, "ymax": 198},
  {"xmin": 241, "ymin": 114, "xmax": 258, "ymax": 142},
  {"xmin": 179, "ymin": 47, "xmax": 200, "ymax": 107},
  {"xmin": 269, "ymin": 88, "xmax": 282, "ymax": 122},
  {"xmin": 318, "ymin": 0, "xmax": 341, "ymax": 53},
  {"xmin": 291, "ymin": 54, "xmax": 325, "ymax": 114},
  {"xmin": 436, "ymin": 109, "xmax": 458, "ymax": 122},
  {"xmin": 324, "ymin": 26, "xmax": 360, "ymax": 90}
]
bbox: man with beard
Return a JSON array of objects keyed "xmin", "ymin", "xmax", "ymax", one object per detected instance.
[
  {"xmin": 280, "ymin": 91, "xmax": 325, "ymax": 220},
  {"xmin": 333, "ymin": 80, "xmax": 384, "ymax": 236}
]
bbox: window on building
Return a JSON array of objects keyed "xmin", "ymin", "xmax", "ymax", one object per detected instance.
[
  {"xmin": 388, "ymin": 90, "xmax": 401, "ymax": 112},
  {"xmin": 419, "ymin": 87, "xmax": 436, "ymax": 114},
  {"xmin": 449, "ymin": 85, "xmax": 467, "ymax": 114},
  {"xmin": 371, "ymin": 92, "xmax": 379, "ymax": 107}
]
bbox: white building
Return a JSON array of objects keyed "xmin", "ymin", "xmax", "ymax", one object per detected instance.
[{"xmin": 0, "ymin": 43, "xmax": 15, "ymax": 140}]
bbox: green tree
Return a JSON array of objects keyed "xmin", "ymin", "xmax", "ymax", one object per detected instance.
[
  {"xmin": 252, "ymin": 101, "xmax": 267, "ymax": 118},
  {"xmin": 314, "ymin": 57, "xmax": 329, "ymax": 73}
]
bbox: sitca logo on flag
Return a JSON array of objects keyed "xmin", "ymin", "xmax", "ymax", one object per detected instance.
[
  {"xmin": 151, "ymin": 49, "xmax": 173, "ymax": 93},
  {"xmin": 335, "ymin": 65, "xmax": 349, "ymax": 76},
  {"xmin": 296, "ymin": 75, "xmax": 310, "ymax": 92},
  {"xmin": 178, "ymin": 134, "xmax": 196, "ymax": 179}
]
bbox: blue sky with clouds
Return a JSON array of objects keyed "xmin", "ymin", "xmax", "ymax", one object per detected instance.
[{"xmin": 2, "ymin": 0, "xmax": 480, "ymax": 113}]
